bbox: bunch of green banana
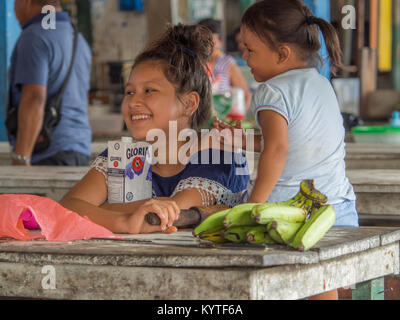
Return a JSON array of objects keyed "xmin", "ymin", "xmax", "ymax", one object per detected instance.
[
  {"xmin": 247, "ymin": 227, "xmax": 275, "ymax": 245},
  {"xmin": 222, "ymin": 225, "xmax": 261, "ymax": 243},
  {"xmin": 193, "ymin": 208, "xmax": 231, "ymax": 236},
  {"xmin": 223, "ymin": 203, "xmax": 259, "ymax": 229},
  {"xmin": 193, "ymin": 180, "xmax": 335, "ymax": 251},
  {"xmin": 198, "ymin": 229, "xmax": 228, "ymax": 244},
  {"xmin": 251, "ymin": 203, "xmax": 307, "ymax": 224},
  {"xmin": 300, "ymin": 180, "xmax": 328, "ymax": 207},
  {"xmin": 266, "ymin": 220, "xmax": 303, "ymax": 245},
  {"xmin": 291, "ymin": 205, "xmax": 336, "ymax": 252}
]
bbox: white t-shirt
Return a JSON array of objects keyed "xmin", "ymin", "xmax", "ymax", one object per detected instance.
[{"xmin": 249, "ymin": 68, "xmax": 356, "ymax": 204}]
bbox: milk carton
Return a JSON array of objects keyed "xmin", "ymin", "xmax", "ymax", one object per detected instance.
[{"xmin": 107, "ymin": 137, "xmax": 152, "ymax": 203}]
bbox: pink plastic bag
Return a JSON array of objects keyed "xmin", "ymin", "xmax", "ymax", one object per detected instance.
[{"xmin": 0, "ymin": 194, "xmax": 123, "ymax": 241}]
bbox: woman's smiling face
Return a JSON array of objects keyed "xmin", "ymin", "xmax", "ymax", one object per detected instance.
[{"xmin": 122, "ymin": 61, "xmax": 187, "ymax": 141}]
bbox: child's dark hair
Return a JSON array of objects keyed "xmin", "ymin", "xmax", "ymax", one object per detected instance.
[
  {"xmin": 133, "ymin": 23, "xmax": 214, "ymax": 131},
  {"xmin": 242, "ymin": 0, "xmax": 343, "ymax": 75},
  {"xmin": 198, "ymin": 19, "xmax": 223, "ymax": 39}
]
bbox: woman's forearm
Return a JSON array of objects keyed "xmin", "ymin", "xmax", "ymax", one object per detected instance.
[
  {"xmin": 60, "ymin": 197, "xmax": 128, "ymax": 233},
  {"xmin": 99, "ymin": 197, "xmax": 172, "ymax": 213}
]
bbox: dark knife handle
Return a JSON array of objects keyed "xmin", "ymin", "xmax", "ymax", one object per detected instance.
[{"xmin": 145, "ymin": 208, "xmax": 201, "ymax": 228}]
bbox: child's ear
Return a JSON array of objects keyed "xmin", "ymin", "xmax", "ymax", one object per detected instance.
[
  {"xmin": 184, "ymin": 92, "xmax": 200, "ymax": 117},
  {"xmin": 277, "ymin": 45, "xmax": 291, "ymax": 64}
]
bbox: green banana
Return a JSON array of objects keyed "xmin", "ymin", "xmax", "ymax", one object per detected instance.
[
  {"xmin": 267, "ymin": 226, "xmax": 285, "ymax": 244},
  {"xmin": 193, "ymin": 208, "xmax": 231, "ymax": 236},
  {"xmin": 246, "ymin": 227, "xmax": 276, "ymax": 245},
  {"xmin": 291, "ymin": 205, "xmax": 336, "ymax": 252},
  {"xmin": 302, "ymin": 198, "xmax": 314, "ymax": 215},
  {"xmin": 198, "ymin": 229, "xmax": 228, "ymax": 244},
  {"xmin": 223, "ymin": 225, "xmax": 258, "ymax": 243},
  {"xmin": 267, "ymin": 220, "xmax": 304, "ymax": 245},
  {"xmin": 251, "ymin": 203, "xmax": 307, "ymax": 224},
  {"xmin": 300, "ymin": 180, "xmax": 328, "ymax": 205},
  {"xmin": 223, "ymin": 203, "xmax": 259, "ymax": 229}
]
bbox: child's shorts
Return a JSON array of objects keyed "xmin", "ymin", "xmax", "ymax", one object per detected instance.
[{"xmin": 331, "ymin": 200, "xmax": 359, "ymax": 227}]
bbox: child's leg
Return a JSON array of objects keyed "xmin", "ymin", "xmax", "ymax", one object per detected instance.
[{"xmin": 308, "ymin": 289, "xmax": 339, "ymax": 300}]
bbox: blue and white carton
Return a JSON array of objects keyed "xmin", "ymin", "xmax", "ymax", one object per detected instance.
[{"xmin": 107, "ymin": 137, "xmax": 152, "ymax": 203}]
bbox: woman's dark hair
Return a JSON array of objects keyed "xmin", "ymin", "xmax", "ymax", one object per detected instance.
[
  {"xmin": 133, "ymin": 23, "xmax": 214, "ymax": 131},
  {"xmin": 242, "ymin": 0, "xmax": 343, "ymax": 75}
]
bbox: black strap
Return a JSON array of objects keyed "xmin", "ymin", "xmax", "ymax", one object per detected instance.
[{"xmin": 51, "ymin": 24, "xmax": 79, "ymax": 111}]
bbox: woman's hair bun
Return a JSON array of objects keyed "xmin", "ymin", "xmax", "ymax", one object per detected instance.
[
  {"xmin": 132, "ymin": 23, "xmax": 214, "ymax": 131},
  {"xmin": 158, "ymin": 23, "xmax": 214, "ymax": 64}
]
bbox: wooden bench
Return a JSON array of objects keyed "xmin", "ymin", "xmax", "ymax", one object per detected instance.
[
  {"xmin": 0, "ymin": 227, "xmax": 398, "ymax": 300},
  {"xmin": 346, "ymin": 143, "xmax": 400, "ymax": 170},
  {"xmin": 0, "ymin": 166, "xmax": 88, "ymax": 201},
  {"xmin": 1, "ymin": 142, "xmax": 398, "ymax": 169}
]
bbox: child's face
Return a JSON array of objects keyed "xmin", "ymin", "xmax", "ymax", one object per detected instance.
[
  {"xmin": 122, "ymin": 61, "xmax": 188, "ymax": 141},
  {"xmin": 240, "ymin": 26, "xmax": 282, "ymax": 82}
]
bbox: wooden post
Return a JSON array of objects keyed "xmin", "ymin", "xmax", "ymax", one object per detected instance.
[
  {"xmin": 340, "ymin": 0, "xmax": 356, "ymax": 77},
  {"xmin": 360, "ymin": 0, "xmax": 379, "ymax": 120},
  {"xmin": 356, "ymin": 0, "xmax": 365, "ymax": 70}
]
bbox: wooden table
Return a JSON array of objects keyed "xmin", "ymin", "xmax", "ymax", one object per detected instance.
[{"xmin": 0, "ymin": 227, "xmax": 398, "ymax": 300}]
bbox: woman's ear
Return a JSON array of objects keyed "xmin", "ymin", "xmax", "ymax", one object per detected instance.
[
  {"xmin": 277, "ymin": 45, "xmax": 292, "ymax": 64},
  {"xmin": 183, "ymin": 91, "xmax": 200, "ymax": 117}
]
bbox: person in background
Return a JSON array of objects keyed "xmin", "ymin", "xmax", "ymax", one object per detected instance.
[
  {"xmin": 7, "ymin": 0, "xmax": 92, "ymax": 166},
  {"xmin": 214, "ymin": 0, "xmax": 358, "ymax": 300},
  {"xmin": 198, "ymin": 18, "xmax": 252, "ymax": 110}
]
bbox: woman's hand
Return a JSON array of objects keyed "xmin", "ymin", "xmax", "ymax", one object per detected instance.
[
  {"xmin": 124, "ymin": 199, "xmax": 180, "ymax": 234},
  {"xmin": 213, "ymin": 116, "xmax": 247, "ymax": 151}
]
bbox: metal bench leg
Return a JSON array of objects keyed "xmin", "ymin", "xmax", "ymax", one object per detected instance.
[{"xmin": 352, "ymin": 277, "xmax": 385, "ymax": 300}]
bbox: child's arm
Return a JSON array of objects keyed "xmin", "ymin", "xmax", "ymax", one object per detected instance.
[{"xmin": 247, "ymin": 111, "xmax": 289, "ymax": 203}]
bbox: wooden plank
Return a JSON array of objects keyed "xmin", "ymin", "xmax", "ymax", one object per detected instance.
[
  {"xmin": 314, "ymin": 227, "xmax": 381, "ymax": 261},
  {"xmin": 356, "ymin": 0, "xmax": 365, "ymax": 69},
  {"xmin": 352, "ymin": 277, "xmax": 385, "ymax": 300},
  {"xmin": 370, "ymin": 0, "xmax": 379, "ymax": 50}
]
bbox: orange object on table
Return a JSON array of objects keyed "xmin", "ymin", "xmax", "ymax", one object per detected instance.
[{"xmin": 0, "ymin": 194, "xmax": 123, "ymax": 241}]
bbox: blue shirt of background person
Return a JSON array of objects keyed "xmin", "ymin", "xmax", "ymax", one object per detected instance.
[{"xmin": 8, "ymin": 10, "xmax": 92, "ymax": 164}]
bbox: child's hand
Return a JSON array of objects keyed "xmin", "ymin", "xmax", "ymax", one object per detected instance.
[
  {"xmin": 125, "ymin": 199, "xmax": 180, "ymax": 234},
  {"xmin": 213, "ymin": 116, "xmax": 247, "ymax": 151}
]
